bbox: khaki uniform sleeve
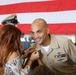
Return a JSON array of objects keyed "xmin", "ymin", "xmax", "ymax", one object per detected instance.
[{"xmin": 68, "ymin": 39, "xmax": 76, "ymax": 63}]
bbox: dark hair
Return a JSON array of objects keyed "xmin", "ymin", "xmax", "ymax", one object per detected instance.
[
  {"xmin": 0, "ymin": 25, "xmax": 22, "ymax": 75},
  {"xmin": 32, "ymin": 65, "xmax": 53, "ymax": 75}
]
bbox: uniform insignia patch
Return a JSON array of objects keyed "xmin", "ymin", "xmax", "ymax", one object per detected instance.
[{"xmin": 54, "ymin": 52, "xmax": 66, "ymax": 62}]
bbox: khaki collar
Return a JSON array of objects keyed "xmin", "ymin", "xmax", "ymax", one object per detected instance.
[{"xmin": 50, "ymin": 35, "xmax": 60, "ymax": 49}]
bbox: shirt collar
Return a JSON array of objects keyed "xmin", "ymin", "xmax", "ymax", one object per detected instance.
[{"xmin": 50, "ymin": 35, "xmax": 60, "ymax": 49}]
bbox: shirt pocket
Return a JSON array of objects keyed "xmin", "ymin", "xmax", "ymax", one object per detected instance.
[{"xmin": 53, "ymin": 52, "xmax": 68, "ymax": 66}]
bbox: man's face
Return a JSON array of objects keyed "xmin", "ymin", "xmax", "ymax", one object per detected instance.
[{"xmin": 31, "ymin": 22, "xmax": 48, "ymax": 45}]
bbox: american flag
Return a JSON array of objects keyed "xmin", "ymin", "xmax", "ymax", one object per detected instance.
[{"xmin": 0, "ymin": 0, "xmax": 76, "ymax": 34}]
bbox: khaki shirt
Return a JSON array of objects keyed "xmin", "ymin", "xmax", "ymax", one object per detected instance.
[{"xmin": 32, "ymin": 35, "xmax": 76, "ymax": 75}]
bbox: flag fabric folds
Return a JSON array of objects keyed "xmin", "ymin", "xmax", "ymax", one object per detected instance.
[{"xmin": 0, "ymin": 0, "xmax": 76, "ymax": 34}]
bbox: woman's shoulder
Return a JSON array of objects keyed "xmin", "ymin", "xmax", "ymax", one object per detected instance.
[{"xmin": 7, "ymin": 51, "xmax": 19, "ymax": 62}]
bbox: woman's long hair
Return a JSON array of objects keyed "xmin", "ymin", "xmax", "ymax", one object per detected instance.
[{"xmin": 0, "ymin": 25, "xmax": 22, "ymax": 75}]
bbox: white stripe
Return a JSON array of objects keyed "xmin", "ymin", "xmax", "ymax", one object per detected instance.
[
  {"xmin": 0, "ymin": 10, "xmax": 76, "ymax": 24},
  {"xmin": 0, "ymin": 0, "xmax": 51, "ymax": 5}
]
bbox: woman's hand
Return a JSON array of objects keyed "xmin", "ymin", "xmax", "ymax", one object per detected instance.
[
  {"xmin": 22, "ymin": 48, "xmax": 35, "ymax": 59},
  {"xmin": 29, "ymin": 51, "xmax": 40, "ymax": 62}
]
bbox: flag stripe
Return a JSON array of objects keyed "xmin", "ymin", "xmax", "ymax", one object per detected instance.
[
  {"xmin": 0, "ymin": 0, "xmax": 76, "ymax": 34},
  {"xmin": 0, "ymin": 0, "xmax": 76, "ymax": 14},
  {"xmin": 0, "ymin": 10, "xmax": 76, "ymax": 24},
  {"xmin": 0, "ymin": 23, "xmax": 76, "ymax": 34},
  {"xmin": 18, "ymin": 23, "xmax": 76, "ymax": 34},
  {"xmin": 0, "ymin": 0, "xmax": 49, "ymax": 5}
]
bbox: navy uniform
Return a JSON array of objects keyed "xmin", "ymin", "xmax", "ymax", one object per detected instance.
[
  {"xmin": 31, "ymin": 35, "xmax": 76, "ymax": 75},
  {"xmin": 1, "ymin": 14, "xmax": 19, "ymax": 27}
]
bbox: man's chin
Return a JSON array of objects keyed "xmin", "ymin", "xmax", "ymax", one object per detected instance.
[{"xmin": 35, "ymin": 40, "xmax": 42, "ymax": 44}]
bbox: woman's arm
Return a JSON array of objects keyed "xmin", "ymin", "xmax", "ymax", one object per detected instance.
[
  {"xmin": 24, "ymin": 51, "xmax": 39, "ymax": 68},
  {"xmin": 37, "ymin": 58, "xmax": 44, "ymax": 65}
]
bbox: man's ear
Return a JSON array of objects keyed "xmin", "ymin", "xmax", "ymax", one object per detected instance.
[{"xmin": 47, "ymin": 28, "xmax": 50, "ymax": 34}]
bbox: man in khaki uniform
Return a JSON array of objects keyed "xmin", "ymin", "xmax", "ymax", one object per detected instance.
[{"xmin": 30, "ymin": 18, "xmax": 76, "ymax": 75}]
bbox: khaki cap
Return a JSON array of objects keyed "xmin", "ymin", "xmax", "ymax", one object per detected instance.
[{"xmin": 1, "ymin": 14, "xmax": 19, "ymax": 25}]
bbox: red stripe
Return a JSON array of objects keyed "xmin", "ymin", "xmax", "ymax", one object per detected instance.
[
  {"xmin": 0, "ymin": 0, "xmax": 76, "ymax": 14},
  {"xmin": 0, "ymin": 23, "xmax": 76, "ymax": 34}
]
